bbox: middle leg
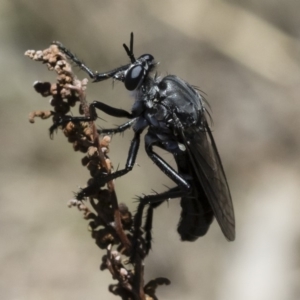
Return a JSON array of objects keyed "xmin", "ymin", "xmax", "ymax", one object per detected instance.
[{"xmin": 50, "ymin": 100, "xmax": 134, "ymax": 136}]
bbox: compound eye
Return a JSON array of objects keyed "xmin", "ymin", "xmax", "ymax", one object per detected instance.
[{"xmin": 125, "ymin": 65, "xmax": 144, "ymax": 91}]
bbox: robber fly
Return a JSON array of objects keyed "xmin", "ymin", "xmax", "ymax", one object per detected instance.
[{"xmin": 51, "ymin": 33, "xmax": 235, "ymax": 252}]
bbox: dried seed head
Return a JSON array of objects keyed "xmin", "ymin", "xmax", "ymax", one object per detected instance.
[
  {"xmin": 87, "ymin": 146, "xmax": 98, "ymax": 158},
  {"xmin": 27, "ymin": 42, "xmax": 159, "ymax": 299},
  {"xmin": 28, "ymin": 110, "xmax": 53, "ymax": 123},
  {"xmin": 119, "ymin": 203, "xmax": 133, "ymax": 229},
  {"xmin": 100, "ymin": 135, "xmax": 111, "ymax": 148},
  {"xmin": 93, "ymin": 229, "xmax": 116, "ymax": 249}
]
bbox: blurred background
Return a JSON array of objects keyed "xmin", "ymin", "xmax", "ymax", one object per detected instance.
[{"xmin": 1, "ymin": 0, "xmax": 300, "ymax": 299}]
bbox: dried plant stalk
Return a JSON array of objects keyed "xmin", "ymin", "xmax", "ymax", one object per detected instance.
[{"xmin": 25, "ymin": 44, "xmax": 169, "ymax": 300}]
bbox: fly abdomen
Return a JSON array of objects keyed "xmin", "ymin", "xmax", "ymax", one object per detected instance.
[{"xmin": 178, "ymin": 184, "xmax": 214, "ymax": 241}]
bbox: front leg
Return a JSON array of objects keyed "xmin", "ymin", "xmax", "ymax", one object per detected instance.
[{"xmin": 53, "ymin": 41, "xmax": 130, "ymax": 82}]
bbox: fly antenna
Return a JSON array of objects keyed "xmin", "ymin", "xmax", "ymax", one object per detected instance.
[{"xmin": 123, "ymin": 32, "xmax": 136, "ymax": 63}]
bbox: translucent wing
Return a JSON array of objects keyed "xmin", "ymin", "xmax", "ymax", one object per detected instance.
[{"xmin": 183, "ymin": 120, "xmax": 235, "ymax": 241}]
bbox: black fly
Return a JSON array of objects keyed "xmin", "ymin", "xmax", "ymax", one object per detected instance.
[{"xmin": 51, "ymin": 33, "xmax": 235, "ymax": 252}]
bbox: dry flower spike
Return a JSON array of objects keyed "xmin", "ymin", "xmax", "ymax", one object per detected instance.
[{"xmin": 26, "ymin": 43, "xmax": 169, "ymax": 300}]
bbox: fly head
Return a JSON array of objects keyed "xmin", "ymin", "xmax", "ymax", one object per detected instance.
[{"xmin": 122, "ymin": 33, "xmax": 156, "ymax": 91}]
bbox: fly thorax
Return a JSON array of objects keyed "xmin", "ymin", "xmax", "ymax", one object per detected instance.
[{"xmin": 153, "ymin": 103, "xmax": 170, "ymax": 121}]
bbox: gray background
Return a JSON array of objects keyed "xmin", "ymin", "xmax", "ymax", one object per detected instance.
[{"xmin": 1, "ymin": 0, "xmax": 300, "ymax": 299}]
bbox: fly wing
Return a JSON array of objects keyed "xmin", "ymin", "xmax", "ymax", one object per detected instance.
[{"xmin": 183, "ymin": 120, "xmax": 235, "ymax": 241}]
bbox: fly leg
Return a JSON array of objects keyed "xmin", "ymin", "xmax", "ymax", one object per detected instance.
[
  {"xmin": 49, "ymin": 101, "xmax": 134, "ymax": 137},
  {"xmin": 76, "ymin": 130, "xmax": 142, "ymax": 199},
  {"xmin": 52, "ymin": 41, "xmax": 130, "ymax": 82},
  {"xmin": 99, "ymin": 119, "xmax": 136, "ymax": 135},
  {"xmin": 132, "ymin": 133, "xmax": 192, "ymax": 258},
  {"xmin": 142, "ymin": 187, "xmax": 184, "ymax": 254},
  {"xmin": 76, "ymin": 116, "xmax": 145, "ymax": 195}
]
